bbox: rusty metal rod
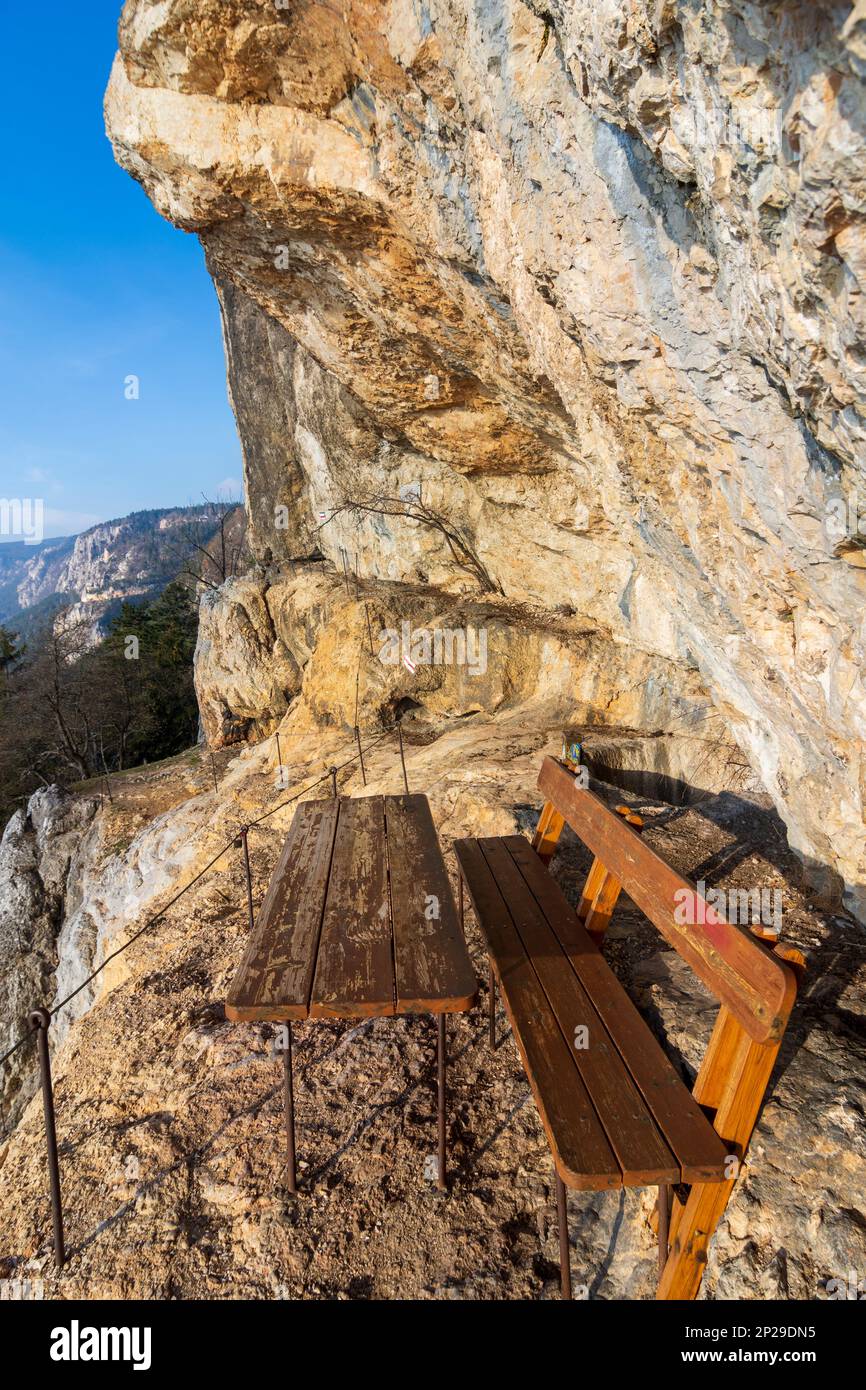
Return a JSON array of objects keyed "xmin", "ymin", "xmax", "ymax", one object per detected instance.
[
  {"xmin": 396, "ymin": 720, "xmax": 409, "ymax": 794},
  {"xmin": 489, "ymin": 962, "xmax": 496, "ymax": 1050},
  {"xmin": 658, "ymin": 1183, "xmax": 670, "ymax": 1278},
  {"xmin": 437, "ymin": 1013, "xmax": 447, "ymax": 1192},
  {"xmin": 283, "ymin": 1025, "xmax": 297, "ymax": 1195},
  {"xmin": 275, "ymin": 730, "xmax": 282, "ymax": 773},
  {"xmin": 239, "ymin": 828, "xmax": 255, "ymax": 931},
  {"xmin": 556, "ymin": 1172, "xmax": 571, "ymax": 1300},
  {"xmin": 354, "ymin": 726, "xmax": 367, "ymax": 786},
  {"xmin": 365, "ymin": 603, "xmax": 375, "ymax": 657},
  {"xmin": 29, "ymin": 1008, "xmax": 65, "ymax": 1269},
  {"xmin": 330, "ymin": 766, "xmax": 338, "ymax": 798}
]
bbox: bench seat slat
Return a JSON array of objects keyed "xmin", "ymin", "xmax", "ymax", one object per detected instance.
[
  {"xmin": 477, "ymin": 838, "xmax": 680, "ymax": 1186},
  {"xmin": 503, "ymin": 836, "xmax": 730, "ymax": 1184},
  {"xmin": 455, "ymin": 838, "xmax": 621, "ymax": 1190}
]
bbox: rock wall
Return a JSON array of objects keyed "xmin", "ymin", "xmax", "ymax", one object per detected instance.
[
  {"xmin": 106, "ymin": 2, "xmax": 866, "ymax": 917},
  {"xmin": 0, "ymin": 789, "xmax": 98, "ymax": 1135}
]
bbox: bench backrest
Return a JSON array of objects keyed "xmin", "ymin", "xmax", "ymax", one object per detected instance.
[{"xmin": 537, "ymin": 756, "xmax": 796, "ymax": 1044}]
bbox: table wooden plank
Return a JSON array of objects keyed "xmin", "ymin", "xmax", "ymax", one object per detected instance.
[
  {"xmin": 504, "ymin": 835, "xmax": 728, "ymax": 1183},
  {"xmin": 310, "ymin": 796, "xmax": 395, "ymax": 1018},
  {"xmin": 225, "ymin": 798, "xmax": 339, "ymax": 1021},
  {"xmin": 386, "ymin": 795, "xmax": 477, "ymax": 1013},
  {"xmin": 479, "ymin": 837, "xmax": 680, "ymax": 1185},
  {"xmin": 455, "ymin": 837, "xmax": 621, "ymax": 1189}
]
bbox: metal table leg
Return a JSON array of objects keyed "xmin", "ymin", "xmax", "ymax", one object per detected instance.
[
  {"xmin": 657, "ymin": 1182, "xmax": 670, "ymax": 1278},
  {"xmin": 283, "ymin": 1023, "xmax": 297, "ymax": 1195},
  {"xmin": 556, "ymin": 1171, "xmax": 571, "ymax": 1300},
  {"xmin": 437, "ymin": 1013, "xmax": 447, "ymax": 1191}
]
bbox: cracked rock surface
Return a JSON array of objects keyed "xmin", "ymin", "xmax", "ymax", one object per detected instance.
[{"xmin": 105, "ymin": 1, "xmax": 866, "ymax": 916}]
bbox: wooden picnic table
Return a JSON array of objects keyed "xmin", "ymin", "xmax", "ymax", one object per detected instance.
[{"xmin": 226, "ymin": 792, "xmax": 478, "ymax": 1191}]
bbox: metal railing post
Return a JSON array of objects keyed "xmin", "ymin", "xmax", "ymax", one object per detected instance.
[
  {"xmin": 396, "ymin": 720, "xmax": 409, "ymax": 794},
  {"xmin": 354, "ymin": 727, "xmax": 367, "ymax": 786},
  {"xmin": 28, "ymin": 1008, "xmax": 65, "ymax": 1269},
  {"xmin": 236, "ymin": 827, "xmax": 255, "ymax": 931}
]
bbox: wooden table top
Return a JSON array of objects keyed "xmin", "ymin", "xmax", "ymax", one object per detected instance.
[{"xmin": 226, "ymin": 794, "xmax": 478, "ymax": 1021}]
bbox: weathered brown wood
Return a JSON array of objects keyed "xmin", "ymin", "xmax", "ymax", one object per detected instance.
[
  {"xmin": 310, "ymin": 796, "xmax": 395, "ymax": 1018},
  {"xmin": 504, "ymin": 835, "xmax": 729, "ymax": 1185},
  {"xmin": 228, "ymin": 792, "xmax": 476, "ymax": 1023},
  {"xmin": 537, "ymin": 757, "xmax": 797, "ymax": 1043},
  {"xmin": 477, "ymin": 838, "xmax": 680, "ymax": 1185},
  {"xmin": 226, "ymin": 798, "xmax": 339, "ymax": 1021},
  {"xmin": 455, "ymin": 837, "xmax": 621, "ymax": 1189},
  {"xmin": 386, "ymin": 795, "xmax": 477, "ymax": 1013}
]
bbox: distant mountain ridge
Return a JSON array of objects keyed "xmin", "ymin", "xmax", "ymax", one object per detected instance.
[
  {"xmin": 0, "ymin": 536, "xmax": 75, "ymax": 626},
  {"xmin": 0, "ymin": 504, "xmax": 245, "ymax": 641}
]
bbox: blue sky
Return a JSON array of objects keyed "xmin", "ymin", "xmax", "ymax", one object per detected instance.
[{"xmin": 0, "ymin": 2, "xmax": 244, "ymax": 541}]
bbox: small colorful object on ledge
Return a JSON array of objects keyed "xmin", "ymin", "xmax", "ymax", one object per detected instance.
[{"xmin": 561, "ymin": 735, "xmax": 582, "ymax": 771}]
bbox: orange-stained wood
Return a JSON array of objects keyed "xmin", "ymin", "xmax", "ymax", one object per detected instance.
[
  {"xmin": 577, "ymin": 856, "xmax": 608, "ymax": 920},
  {"xmin": 537, "ymin": 757, "xmax": 797, "ymax": 1043},
  {"xmin": 658, "ymin": 1013, "xmax": 787, "ymax": 1300},
  {"xmin": 532, "ymin": 800, "xmax": 565, "ymax": 865}
]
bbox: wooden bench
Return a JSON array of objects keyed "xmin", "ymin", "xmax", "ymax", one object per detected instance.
[{"xmin": 454, "ymin": 755, "xmax": 803, "ymax": 1299}]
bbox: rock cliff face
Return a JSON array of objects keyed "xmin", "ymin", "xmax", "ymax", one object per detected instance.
[
  {"xmin": 0, "ymin": 790, "xmax": 98, "ymax": 1135},
  {"xmin": 2, "ymin": 0, "xmax": 865, "ymax": 1306},
  {"xmin": 105, "ymin": 0, "xmax": 865, "ymax": 919}
]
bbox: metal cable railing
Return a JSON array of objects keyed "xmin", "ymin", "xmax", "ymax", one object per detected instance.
[{"xmin": 0, "ymin": 717, "xmax": 411, "ymax": 1269}]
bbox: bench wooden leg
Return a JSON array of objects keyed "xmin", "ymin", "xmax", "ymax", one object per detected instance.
[
  {"xmin": 658, "ymin": 999, "xmax": 791, "ymax": 1299},
  {"xmin": 532, "ymin": 800, "xmax": 565, "ymax": 865},
  {"xmin": 282, "ymin": 1023, "xmax": 297, "ymax": 1195},
  {"xmin": 555, "ymin": 1172, "xmax": 572, "ymax": 1300},
  {"xmin": 488, "ymin": 962, "xmax": 496, "ymax": 1049},
  {"xmin": 437, "ymin": 1013, "xmax": 447, "ymax": 1191},
  {"xmin": 657, "ymin": 1183, "xmax": 670, "ymax": 1277}
]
